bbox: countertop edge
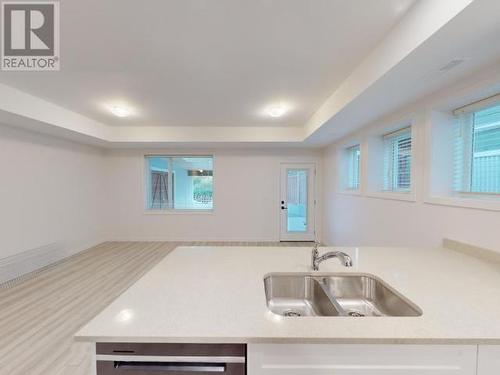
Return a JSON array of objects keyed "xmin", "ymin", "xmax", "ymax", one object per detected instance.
[{"xmin": 74, "ymin": 335, "xmax": 500, "ymax": 345}]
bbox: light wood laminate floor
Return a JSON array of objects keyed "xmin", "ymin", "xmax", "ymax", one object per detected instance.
[{"xmin": 0, "ymin": 241, "xmax": 313, "ymax": 375}]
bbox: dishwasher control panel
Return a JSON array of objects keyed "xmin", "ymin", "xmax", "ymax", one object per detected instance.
[{"xmin": 96, "ymin": 342, "xmax": 246, "ymax": 375}]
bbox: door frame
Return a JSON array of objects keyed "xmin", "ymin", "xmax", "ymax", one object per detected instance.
[{"xmin": 279, "ymin": 162, "xmax": 316, "ymax": 242}]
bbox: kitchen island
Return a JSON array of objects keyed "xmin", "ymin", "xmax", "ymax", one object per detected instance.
[{"xmin": 75, "ymin": 245, "xmax": 500, "ymax": 374}]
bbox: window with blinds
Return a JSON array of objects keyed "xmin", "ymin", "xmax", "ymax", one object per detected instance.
[
  {"xmin": 346, "ymin": 144, "xmax": 360, "ymax": 190},
  {"xmin": 145, "ymin": 156, "xmax": 214, "ymax": 210},
  {"xmin": 454, "ymin": 102, "xmax": 500, "ymax": 194},
  {"xmin": 383, "ymin": 127, "xmax": 412, "ymax": 192}
]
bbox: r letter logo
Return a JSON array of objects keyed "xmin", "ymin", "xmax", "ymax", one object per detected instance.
[{"xmin": 2, "ymin": 1, "xmax": 60, "ymax": 70}]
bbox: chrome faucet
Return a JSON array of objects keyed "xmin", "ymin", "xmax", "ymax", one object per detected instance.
[{"xmin": 311, "ymin": 242, "xmax": 353, "ymax": 270}]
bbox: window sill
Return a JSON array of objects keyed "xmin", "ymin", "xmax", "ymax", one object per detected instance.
[
  {"xmin": 336, "ymin": 189, "xmax": 361, "ymax": 196},
  {"xmin": 144, "ymin": 209, "xmax": 215, "ymax": 215},
  {"xmin": 455, "ymin": 191, "xmax": 500, "ymax": 198},
  {"xmin": 365, "ymin": 190, "xmax": 416, "ymax": 202},
  {"xmin": 424, "ymin": 195, "xmax": 500, "ymax": 212}
]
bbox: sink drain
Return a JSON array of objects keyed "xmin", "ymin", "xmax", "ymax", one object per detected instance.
[
  {"xmin": 347, "ymin": 310, "xmax": 365, "ymax": 317},
  {"xmin": 283, "ymin": 309, "xmax": 302, "ymax": 317}
]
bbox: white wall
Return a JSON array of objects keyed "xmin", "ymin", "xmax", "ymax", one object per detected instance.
[
  {"xmin": 0, "ymin": 123, "xmax": 107, "ymax": 260},
  {"xmin": 322, "ymin": 69, "xmax": 500, "ymax": 251},
  {"xmin": 105, "ymin": 148, "xmax": 321, "ymax": 242},
  {"xmin": 322, "ymin": 185, "xmax": 500, "ymax": 249},
  {"xmin": 0, "ymin": 122, "xmax": 321, "ymax": 273}
]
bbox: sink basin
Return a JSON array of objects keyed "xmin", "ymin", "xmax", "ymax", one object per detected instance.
[
  {"xmin": 264, "ymin": 275, "xmax": 342, "ymax": 316},
  {"xmin": 319, "ymin": 274, "xmax": 422, "ymax": 317},
  {"xmin": 264, "ymin": 273, "xmax": 422, "ymax": 317}
]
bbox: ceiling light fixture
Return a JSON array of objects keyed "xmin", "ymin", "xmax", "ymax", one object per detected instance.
[
  {"xmin": 267, "ymin": 105, "xmax": 287, "ymax": 118},
  {"xmin": 109, "ymin": 105, "xmax": 132, "ymax": 118}
]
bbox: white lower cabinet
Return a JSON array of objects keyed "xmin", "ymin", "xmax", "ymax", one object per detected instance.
[
  {"xmin": 247, "ymin": 344, "xmax": 477, "ymax": 375},
  {"xmin": 477, "ymin": 345, "xmax": 500, "ymax": 375}
]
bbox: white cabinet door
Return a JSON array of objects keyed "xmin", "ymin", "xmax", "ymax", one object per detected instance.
[
  {"xmin": 477, "ymin": 345, "xmax": 500, "ymax": 375},
  {"xmin": 248, "ymin": 344, "xmax": 477, "ymax": 375}
]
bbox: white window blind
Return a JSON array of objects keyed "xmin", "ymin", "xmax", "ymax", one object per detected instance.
[
  {"xmin": 346, "ymin": 144, "xmax": 360, "ymax": 190},
  {"xmin": 383, "ymin": 127, "xmax": 412, "ymax": 192},
  {"xmin": 453, "ymin": 103, "xmax": 500, "ymax": 194}
]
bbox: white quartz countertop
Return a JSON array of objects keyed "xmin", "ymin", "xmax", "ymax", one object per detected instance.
[{"xmin": 75, "ymin": 245, "xmax": 500, "ymax": 344}]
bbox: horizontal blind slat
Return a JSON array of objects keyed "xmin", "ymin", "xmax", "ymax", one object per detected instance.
[{"xmin": 383, "ymin": 128, "xmax": 412, "ymax": 192}]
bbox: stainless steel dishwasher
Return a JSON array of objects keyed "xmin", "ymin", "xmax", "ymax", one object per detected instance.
[{"xmin": 96, "ymin": 343, "xmax": 246, "ymax": 375}]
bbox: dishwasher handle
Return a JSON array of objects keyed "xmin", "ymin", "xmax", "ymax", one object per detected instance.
[{"xmin": 114, "ymin": 361, "xmax": 226, "ymax": 372}]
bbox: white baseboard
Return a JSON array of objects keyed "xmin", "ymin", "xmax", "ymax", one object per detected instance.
[
  {"xmin": 0, "ymin": 238, "xmax": 105, "ymax": 285},
  {"xmin": 107, "ymin": 235, "xmax": 280, "ymax": 242}
]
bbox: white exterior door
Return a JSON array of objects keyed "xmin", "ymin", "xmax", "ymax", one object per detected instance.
[{"xmin": 279, "ymin": 163, "xmax": 316, "ymax": 241}]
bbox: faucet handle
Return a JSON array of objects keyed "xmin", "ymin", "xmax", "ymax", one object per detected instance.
[
  {"xmin": 343, "ymin": 256, "xmax": 353, "ymax": 267},
  {"xmin": 311, "ymin": 244, "xmax": 319, "ymax": 271}
]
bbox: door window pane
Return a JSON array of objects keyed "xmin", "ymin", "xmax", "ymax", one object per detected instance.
[{"xmin": 287, "ymin": 169, "xmax": 307, "ymax": 232}]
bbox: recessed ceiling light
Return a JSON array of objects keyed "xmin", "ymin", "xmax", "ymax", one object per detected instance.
[
  {"xmin": 109, "ymin": 105, "xmax": 132, "ymax": 118},
  {"xmin": 393, "ymin": 0, "xmax": 414, "ymax": 16},
  {"xmin": 267, "ymin": 105, "xmax": 287, "ymax": 118},
  {"xmin": 115, "ymin": 309, "xmax": 134, "ymax": 323}
]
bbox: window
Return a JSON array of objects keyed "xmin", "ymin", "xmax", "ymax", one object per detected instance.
[
  {"xmin": 346, "ymin": 144, "xmax": 360, "ymax": 190},
  {"xmin": 454, "ymin": 103, "xmax": 500, "ymax": 194},
  {"xmin": 146, "ymin": 156, "xmax": 213, "ymax": 210},
  {"xmin": 383, "ymin": 127, "xmax": 412, "ymax": 192}
]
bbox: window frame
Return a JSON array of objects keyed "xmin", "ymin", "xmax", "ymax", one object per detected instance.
[
  {"xmin": 424, "ymin": 97, "xmax": 500, "ymax": 212},
  {"xmin": 453, "ymin": 104, "xmax": 500, "ymax": 196},
  {"xmin": 382, "ymin": 126, "xmax": 413, "ymax": 193},
  {"xmin": 345, "ymin": 144, "xmax": 361, "ymax": 191},
  {"xmin": 143, "ymin": 154, "xmax": 215, "ymax": 214},
  {"xmin": 364, "ymin": 120, "xmax": 416, "ymax": 202}
]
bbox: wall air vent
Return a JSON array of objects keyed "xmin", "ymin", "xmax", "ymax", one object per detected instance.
[{"xmin": 439, "ymin": 59, "xmax": 465, "ymax": 72}]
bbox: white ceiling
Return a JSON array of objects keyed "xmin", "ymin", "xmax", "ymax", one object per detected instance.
[
  {"xmin": 305, "ymin": 0, "xmax": 500, "ymax": 145},
  {"xmin": 0, "ymin": 0, "xmax": 415, "ymax": 128},
  {"xmin": 2, "ymin": 0, "xmax": 499, "ymax": 148}
]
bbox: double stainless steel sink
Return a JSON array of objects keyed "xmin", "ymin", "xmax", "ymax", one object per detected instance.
[{"xmin": 264, "ymin": 273, "xmax": 422, "ymax": 317}]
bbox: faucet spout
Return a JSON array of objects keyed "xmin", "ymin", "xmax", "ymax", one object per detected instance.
[{"xmin": 311, "ymin": 246, "xmax": 353, "ymax": 271}]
